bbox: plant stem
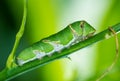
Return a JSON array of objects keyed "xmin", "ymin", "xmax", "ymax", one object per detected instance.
[
  {"xmin": 0, "ymin": 23, "xmax": 120, "ymax": 81},
  {"xmin": 6, "ymin": 0, "xmax": 27, "ymax": 69}
]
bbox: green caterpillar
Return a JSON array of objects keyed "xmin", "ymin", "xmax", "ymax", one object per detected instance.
[{"xmin": 17, "ymin": 21, "xmax": 96, "ymax": 66}]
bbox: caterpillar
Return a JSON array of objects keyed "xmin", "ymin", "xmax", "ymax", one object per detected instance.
[{"xmin": 17, "ymin": 20, "xmax": 96, "ymax": 66}]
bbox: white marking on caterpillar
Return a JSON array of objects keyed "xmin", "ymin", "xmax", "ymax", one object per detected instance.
[
  {"xmin": 69, "ymin": 25, "xmax": 79, "ymax": 39},
  {"xmin": 17, "ymin": 59, "xmax": 25, "ymax": 66},
  {"xmin": 17, "ymin": 50, "xmax": 46, "ymax": 66},
  {"xmin": 43, "ymin": 40, "xmax": 64, "ymax": 56},
  {"xmin": 33, "ymin": 50, "xmax": 46, "ymax": 59},
  {"xmin": 17, "ymin": 56, "xmax": 36, "ymax": 66},
  {"xmin": 48, "ymin": 41, "xmax": 64, "ymax": 52},
  {"xmin": 67, "ymin": 25, "xmax": 84, "ymax": 47},
  {"xmin": 65, "ymin": 25, "xmax": 79, "ymax": 48}
]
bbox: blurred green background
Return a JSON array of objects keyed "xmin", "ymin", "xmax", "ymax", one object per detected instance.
[{"xmin": 0, "ymin": 0, "xmax": 120, "ymax": 81}]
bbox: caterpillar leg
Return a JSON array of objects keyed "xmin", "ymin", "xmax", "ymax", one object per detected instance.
[{"xmin": 96, "ymin": 27, "xmax": 119, "ymax": 81}]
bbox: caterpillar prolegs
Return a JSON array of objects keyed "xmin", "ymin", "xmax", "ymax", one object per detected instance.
[{"xmin": 17, "ymin": 21, "xmax": 96, "ymax": 66}]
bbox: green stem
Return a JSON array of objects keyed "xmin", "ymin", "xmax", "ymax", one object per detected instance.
[
  {"xmin": 0, "ymin": 23, "xmax": 120, "ymax": 81},
  {"xmin": 6, "ymin": 0, "xmax": 27, "ymax": 69}
]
